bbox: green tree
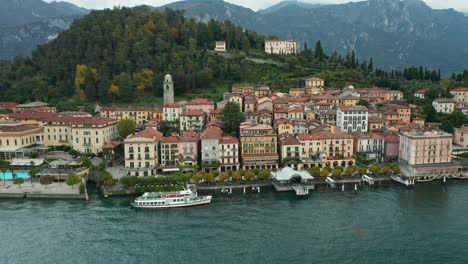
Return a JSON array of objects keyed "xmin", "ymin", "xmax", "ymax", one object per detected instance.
[
  {"xmin": 320, "ymin": 168, "xmax": 330, "ymax": 177},
  {"xmin": 13, "ymin": 178, "xmax": 25, "ymax": 188},
  {"xmin": 423, "ymin": 104, "xmax": 437, "ymax": 122},
  {"xmin": 117, "ymin": 119, "xmax": 136, "ymax": 139},
  {"xmin": 356, "ymin": 100, "xmax": 370, "ymax": 107},
  {"xmin": 332, "ymin": 168, "xmax": 343, "ymax": 177},
  {"xmin": 259, "ymin": 170, "xmax": 270, "ymax": 180},
  {"xmin": 39, "ymin": 177, "xmax": 53, "ymax": 188},
  {"xmin": 345, "ymin": 166, "xmax": 356, "ymax": 176},
  {"xmin": 382, "ymin": 164, "xmax": 392, "ymax": 174},
  {"xmin": 221, "ymin": 101, "xmax": 245, "ymax": 137},
  {"xmin": 245, "ymin": 171, "xmax": 255, "ymax": 181},
  {"xmin": 219, "ymin": 172, "xmax": 230, "ymax": 182},
  {"xmin": 66, "ymin": 172, "xmax": 81, "ymax": 189},
  {"xmin": 369, "ymin": 164, "xmax": 381, "ymax": 175},
  {"xmin": 120, "ymin": 176, "xmax": 139, "ymax": 187},
  {"xmin": 314, "ymin": 40, "xmax": 324, "ymax": 61},
  {"xmin": 309, "ymin": 167, "xmax": 321, "ymax": 177},
  {"xmin": 98, "ymin": 172, "xmax": 115, "ymax": 186},
  {"xmin": 358, "ymin": 166, "xmax": 367, "ymax": 175},
  {"xmin": 392, "ymin": 164, "xmax": 401, "ymax": 174}
]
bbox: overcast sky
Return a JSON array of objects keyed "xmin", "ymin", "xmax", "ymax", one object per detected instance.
[{"xmin": 47, "ymin": 0, "xmax": 468, "ymax": 12}]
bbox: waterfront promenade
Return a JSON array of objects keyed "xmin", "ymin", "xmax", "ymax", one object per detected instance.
[{"xmin": 0, "ymin": 181, "xmax": 87, "ymax": 200}]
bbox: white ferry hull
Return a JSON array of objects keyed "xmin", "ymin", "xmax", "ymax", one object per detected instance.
[{"xmin": 132, "ymin": 197, "xmax": 212, "ymax": 209}]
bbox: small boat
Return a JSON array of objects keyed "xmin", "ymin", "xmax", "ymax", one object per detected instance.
[{"xmin": 131, "ymin": 189, "xmax": 212, "ymax": 208}]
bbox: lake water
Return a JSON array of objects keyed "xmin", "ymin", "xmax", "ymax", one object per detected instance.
[{"xmin": 1, "ymin": 182, "xmax": 468, "ymax": 264}]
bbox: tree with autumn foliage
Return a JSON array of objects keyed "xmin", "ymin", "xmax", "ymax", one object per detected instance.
[{"xmin": 134, "ymin": 68, "xmax": 154, "ymax": 97}]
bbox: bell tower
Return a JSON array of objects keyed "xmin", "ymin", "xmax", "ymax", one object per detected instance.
[{"xmin": 163, "ymin": 73, "xmax": 174, "ymax": 104}]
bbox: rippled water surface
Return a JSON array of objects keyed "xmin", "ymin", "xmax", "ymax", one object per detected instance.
[{"xmin": 1, "ymin": 182, "xmax": 468, "ymax": 264}]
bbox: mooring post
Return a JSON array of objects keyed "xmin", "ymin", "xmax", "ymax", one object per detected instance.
[{"xmin": 342, "ymin": 184, "xmax": 345, "ymax": 192}]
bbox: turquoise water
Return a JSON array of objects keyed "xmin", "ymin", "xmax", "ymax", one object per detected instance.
[
  {"xmin": 0, "ymin": 172, "xmax": 30, "ymax": 179},
  {"xmin": 1, "ymin": 182, "xmax": 468, "ymax": 264}
]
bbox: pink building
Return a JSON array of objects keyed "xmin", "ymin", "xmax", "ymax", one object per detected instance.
[
  {"xmin": 399, "ymin": 128, "xmax": 454, "ymax": 178},
  {"xmin": 179, "ymin": 131, "xmax": 199, "ymax": 169},
  {"xmin": 185, "ymin": 98, "xmax": 215, "ymax": 114}
]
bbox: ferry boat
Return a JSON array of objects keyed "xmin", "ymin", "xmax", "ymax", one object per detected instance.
[{"xmin": 131, "ymin": 189, "xmax": 212, "ymax": 208}]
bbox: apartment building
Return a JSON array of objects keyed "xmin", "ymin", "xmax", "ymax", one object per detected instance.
[
  {"xmin": 219, "ymin": 136, "xmax": 240, "ymax": 172},
  {"xmin": 200, "ymin": 127, "xmax": 223, "ymax": 171},
  {"xmin": 159, "ymin": 133, "xmax": 180, "ymax": 172},
  {"xmin": 163, "ymin": 103, "xmax": 183, "ymax": 122},
  {"xmin": 240, "ymin": 122, "xmax": 278, "ymax": 170},
  {"xmin": 279, "ymin": 134, "xmax": 302, "ymax": 170},
  {"xmin": 450, "ymin": 87, "xmax": 468, "ymax": 108},
  {"xmin": 185, "ymin": 98, "xmax": 215, "ymax": 114},
  {"xmin": 399, "ymin": 128, "xmax": 455, "ymax": 178},
  {"xmin": 305, "ymin": 77, "xmax": 325, "ymax": 88},
  {"xmin": 124, "ymin": 128, "xmax": 163, "ymax": 176},
  {"xmin": 432, "ymin": 98, "xmax": 456, "ymax": 114},
  {"xmin": 453, "ymin": 127, "xmax": 468, "ymax": 147},
  {"xmin": 100, "ymin": 106, "xmax": 163, "ymax": 125},
  {"xmin": 179, "ymin": 131, "xmax": 199, "ymax": 169},
  {"xmin": 336, "ymin": 106, "xmax": 369, "ymax": 132},
  {"xmin": 180, "ymin": 109, "xmax": 206, "ymax": 131},
  {"xmin": 214, "ymin": 41, "xmax": 226, "ymax": 52},
  {"xmin": 43, "ymin": 115, "xmax": 118, "ymax": 154},
  {"xmin": 353, "ymin": 132, "xmax": 384, "ymax": 161}
]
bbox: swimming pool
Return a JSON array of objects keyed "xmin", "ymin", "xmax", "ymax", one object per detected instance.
[{"xmin": 0, "ymin": 172, "xmax": 30, "ymax": 180}]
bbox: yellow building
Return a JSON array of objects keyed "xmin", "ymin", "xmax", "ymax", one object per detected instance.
[
  {"xmin": 289, "ymin": 88, "xmax": 306, "ymax": 98},
  {"xmin": 100, "ymin": 106, "xmax": 163, "ymax": 125},
  {"xmin": 279, "ymin": 134, "xmax": 302, "ymax": 170},
  {"xmin": 0, "ymin": 124, "xmax": 43, "ymax": 159},
  {"xmin": 305, "ymin": 77, "xmax": 325, "ymax": 88},
  {"xmin": 298, "ymin": 131, "xmax": 355, "ymax": 169},
  {"xmin": 240, "ymin": 122, "xmax": 279, "ymax": 170},
  {"xmin": 43, "ymin": 115, "xmax": 118, "ymax": 154}
]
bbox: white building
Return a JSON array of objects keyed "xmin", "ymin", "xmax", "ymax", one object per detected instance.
[
  {"xmin": 179, "ymin": 110, "xmax": 206, "ymax": 131},
  {"xmin": 432, "ymin": 98, "xmax": 455, "ymax": 114},
  {"xmin": 124, "ymin": 128, "xmax": 163, "ymax": 177},
  {"xmin": 219, "ymin": 136, "xmax": 239, "ymax": 172},
  {"xmin": 265, "ymin": 40, "xmax": 298, "ymax": 55},
  {"xmin": 214, "ymin": 41, "xmax": 226, "ymax": 52},
  {"xmin": 200, "ymin": 127, "xmax": 222, "ymax": 171},
  {"xmin": 336, "ymin": 106, "xmax": 368, "ymax": 132},
  {"xmin": 163, "ymin": 103, "xmax": 183, "ymax": 122}
]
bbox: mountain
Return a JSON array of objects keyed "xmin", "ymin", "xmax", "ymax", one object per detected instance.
[
  {"xmin": 258, "ymin": 1, "xmax": 322, "ymax": 14},
  {"xmin": 0, "ymin": 0, "xmax": 89, "ymax": 59},
  {"xmin": 0, "ymin": 16, "xmax": 77, "ymax": 59},
  {"xmin": 161, "ymin": 0, "xmax": 468, "ymax": 73},
  {"xmin": 156, "ymin": 0, "xmax": 260, "ymax": 30}
]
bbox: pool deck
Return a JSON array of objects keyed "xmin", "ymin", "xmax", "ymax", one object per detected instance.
[{"xmin": 0, "ymin": 181, "xmax": 87, "ymax": 200}]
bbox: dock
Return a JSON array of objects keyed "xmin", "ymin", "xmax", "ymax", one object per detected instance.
[
  {"xmin": 326, "ymin": 176, "xmax": 362, "ymax": 191},
  {"xmin": 196, "ymin": 180, "xmax": 272, "ymax": 194},
  {"xmin": 391, "ymin": 175, "xmax": 415, "ymax": 187},
  {"xmin": 362, "ymin": 174, "xmax": 392, "ymax": 186},
  {"xmin": 291, "ymin": 184, "xmax": 309, "ymax": 196}
]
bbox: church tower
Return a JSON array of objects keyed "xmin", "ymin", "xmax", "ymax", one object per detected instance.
[{"xmin": 163, "ymin": 73, "xmax": 174, "ymax": 104}]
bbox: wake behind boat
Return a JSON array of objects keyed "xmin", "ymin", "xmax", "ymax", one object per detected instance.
[{"xmin": 131, "ymin": 189, "xmax": 212, "ymax": 208}]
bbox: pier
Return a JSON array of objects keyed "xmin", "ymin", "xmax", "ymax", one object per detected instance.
[
  {"xmin": 362, "ymin": 174, "xmax": 392, "ymax": 186},
  {"xmin": 326, "ymin": 176, "xmax": 362, "ymax": 191}
]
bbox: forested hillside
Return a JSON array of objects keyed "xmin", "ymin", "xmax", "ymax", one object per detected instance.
[{"xmin": 0, "ymin": 6, "xmax": 467, "ymax": 111}]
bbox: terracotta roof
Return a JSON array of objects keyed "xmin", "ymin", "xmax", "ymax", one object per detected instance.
[
  {"xmin": 240, "ymin": 122, "xmax": 274, "ymax": 131},
  {"xmin": 181, "ymin": 109, "xmax": 205, "ymax": 116},
  {"xmin": 298, "ymin": 131, "xmax": 353, "ymax": 140},
  {"xmin": 187, "ymin": 98, "xmax": 214, "ymax": 105},
  {"xmin": 210, "ymin": 108, "xmax": 222, "ymax": 114},
  {"xmin": 129, "ymin": 128, "xmax": 163, "ymax": 141},
  {"xmin": 0, "ymin": 102, "xmax": 18, "ymax": 108},
  {"xmin": 101, "ymin": 106, "xmax": 162, "ymax": 112},
  {"xmin": 57, "ymin": 111, "xmax": 91, "ymax": 116},
  {"xmin": 16, "ymin": 101, "xmax": 50, "ymax": 108},
  {"xmin": 164, "ymin": 103, "xmax": 183, "ymax": 108},
  {"xmin": 0, "ymin": 124, "xmax": 39, "ymax": 133},
  {"xmin": 200, "ymin": 127, "xmax": 223, "ymax": 139},
  {"xmin": 451, "ymin": 87, "xmax": 468, "ymax": 92},
  {"xmin": 415, "ymin": 88, "xmax": 430, "ymax": 94},
  {"xmin": 338, "ymin": 105, "xmax": 368, "ymax": 112},
  {"xmin": 9, "ymin": 111, "xmax": 56, "ymax": 121},
  {"xmin": 288, "ymin": 107, "xmax": 304, "ymax": 113},
  {"xmin": 457, "ymin": 127, "xmax": 468, "ymax": 133},
  {"xmin": 103, "ymin": 140, "xmax": 122, "ymax": 149},
  {"xmin": 280, "ymin": 134, "xmax": 301, "ymax": 145},
  {"xmin": 434, "ymin": 98, "xmax": 455, "ymax": 103},
  {"xmin": 180, "ymin": 131, "xmax": 199, "ymax": 142},
  {"xmin": 219, "ymin": 136, "xmax": 238, "ymax": 144},
  {"xmin": 161, "ymin": 133, "xmax": 180, "ymax": 144}
]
